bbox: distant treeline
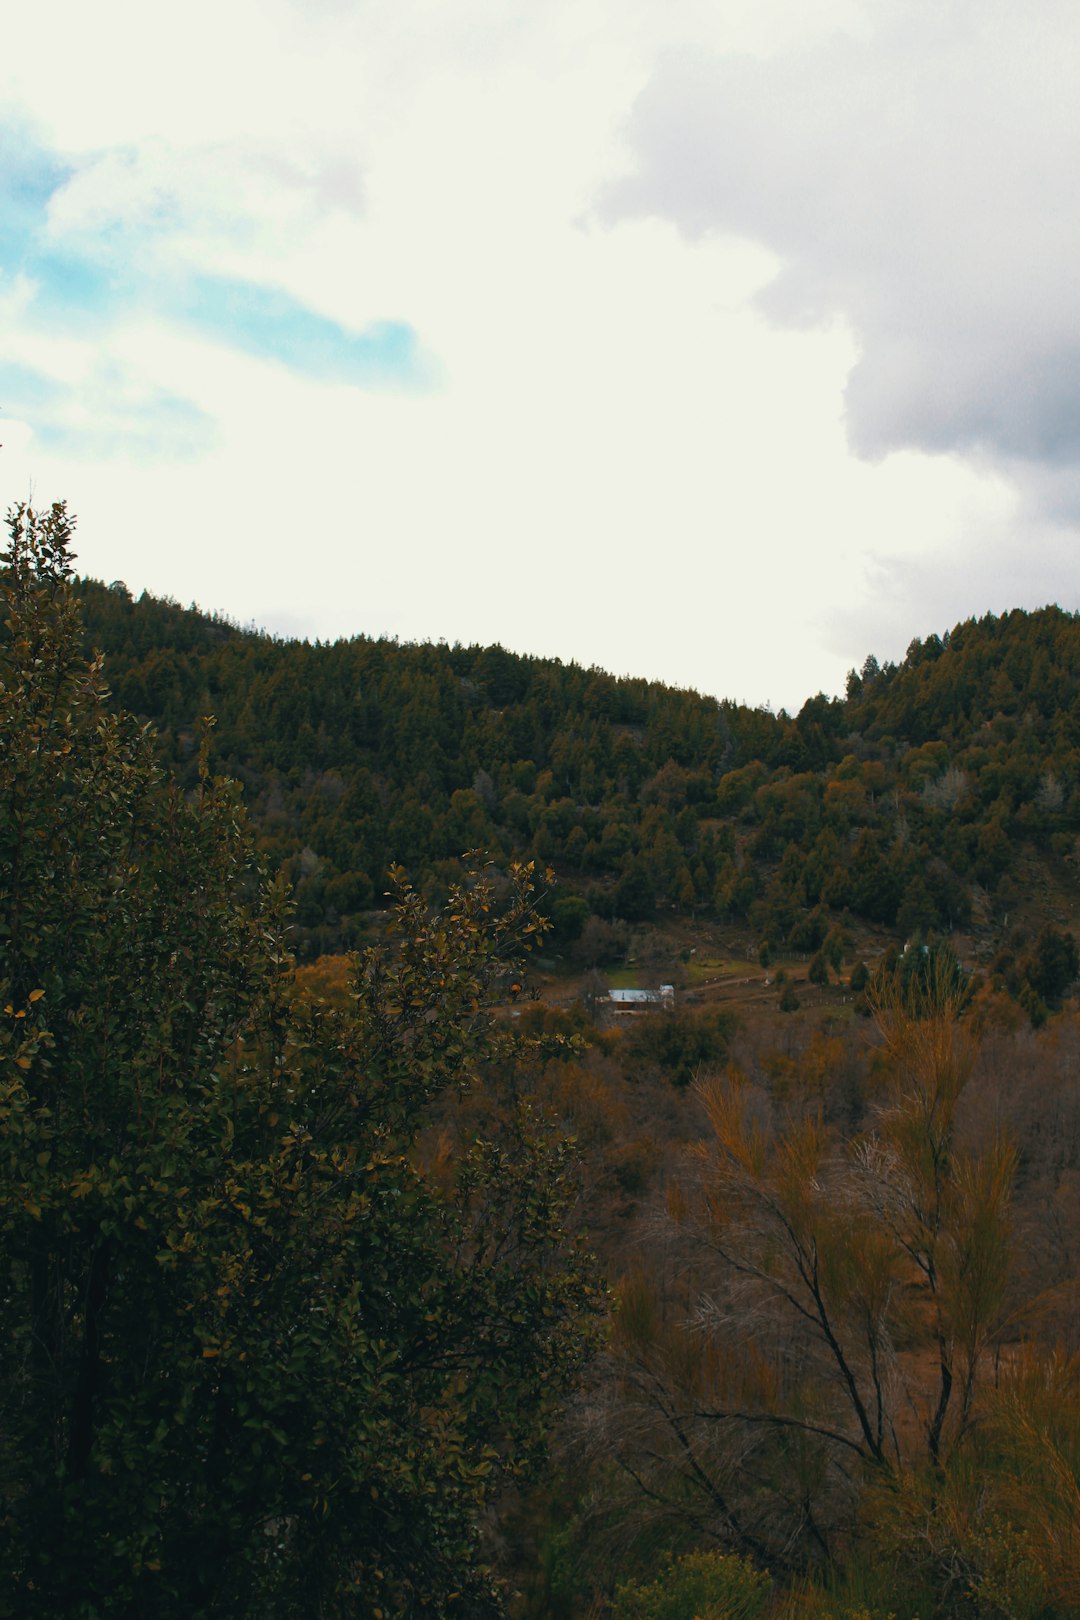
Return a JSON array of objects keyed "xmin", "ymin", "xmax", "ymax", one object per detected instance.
[{"xmin": 77, "ymin": 581, "xmax": 1080, "ymax": 981}]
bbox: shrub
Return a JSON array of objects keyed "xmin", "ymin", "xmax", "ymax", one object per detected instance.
[{"xmin": 612, "ymin": 1549, "xmax": 771, "ymax": 1620}]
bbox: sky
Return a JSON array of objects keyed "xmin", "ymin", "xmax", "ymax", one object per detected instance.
[{"xmin": 2, "ymin": 0, "xmax": 1078, "ymax": 713}]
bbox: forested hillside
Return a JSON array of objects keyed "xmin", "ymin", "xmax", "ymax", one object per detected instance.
[
  {"xmin": 10, "ymin": 526, "xmax": 1080, "ymax": 1619},
  {"xmin": 77, "ymin": 580, "xmax": 1080, "ymax": 1013}
]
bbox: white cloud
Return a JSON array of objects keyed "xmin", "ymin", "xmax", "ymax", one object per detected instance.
[
  {"xmin": 2, "ymin": 0, "xmax": 1072, "ymax": 713},
  {"xmin": 606, "ymin": 1, "xmax": 1080, "ymax": 477}
]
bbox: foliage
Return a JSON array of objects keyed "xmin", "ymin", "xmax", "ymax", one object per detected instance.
[
  {"xmin": 611, "ymin": 1549, "xmax": 771, "ymax": 1620},
  {"xmin": 859, "ymin": 1347, "xmax": 1080, "ymax": 1618},
  {"xmin": 74, "ymin": 582, "xmax": 1080, "ymax": 1013},
  {"xmin": 872, "ymin": 936, "xmax": 972, "ymax": 1017},
  {"xmin": 599, "ymin": 981, "xmax": 1016, "ymax": 1577},
  {"xmin": 626, "ymin": 1008, "xmax": 737, "ymax": 1090},
  {"xmin": 31, "ymin": 509, "xmax": 1080, "ymax": 1613},
  {"xmin": 1025, "ymin": 927, "xmax": 1080, "ymax": 1006},
  {"xmin": 0, "ymin": 503, "xmax": 604, "ymax": 1618},
  {"xmin": 849, "ymin": 962, "xmax": 870, "ymax": 993}
]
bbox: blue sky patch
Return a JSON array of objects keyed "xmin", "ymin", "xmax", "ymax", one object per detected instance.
[
  {"xmin": 18, "ymin": 247, "xmax": 125, "ymax": 325},
  {"xmin": 0, "ymin": 134, "xmax": 71, "ymax": 248},
  {"xmin": 1, "ymin": 128, "xmax": 131, "ymax": 326},
  {"xmin": 1, "ymin": 126, "xmax": 438, "ymax": 392},
  {"xmin": 1, "ymin": 360, "xmax": 62, "ymax": 413},
  {"xmin": 178, "ymin": 275, "xmax": 439, "ymax": 390}
]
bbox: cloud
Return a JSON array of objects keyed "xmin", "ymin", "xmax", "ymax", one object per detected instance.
[
  {"xmin": 3, "ymin": 1, "xmax": 1066, "ymax": 713},
  {"xmin": 1, "ymin": 136, "xmax": 71, "ymax": 247},
  {"xmin": 42, "ymin": 137, "xmax": 368, "ymax": 270},
  {"xmin": 1, "ymin": 135, "xmax": 120, "ymax": 325},
  {"xmin": 825, "ymin": 510, "xmax": 1080, "ymax": 673},
  {"xmin": 603, "ymin": 1, "xmax": 1080, "ymax": 486},
  {"xmin": 1, "ymin": 121, "xmax": 438, "ymax": 455},
  {"xmin": 1, "ymin": 358, "xmax": 218, "ymax": 461}
]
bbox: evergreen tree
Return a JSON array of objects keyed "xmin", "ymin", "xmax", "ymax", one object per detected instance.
[{"xmin": 0, "ymin": 503, "xmax": 603, "ymax": 1619}]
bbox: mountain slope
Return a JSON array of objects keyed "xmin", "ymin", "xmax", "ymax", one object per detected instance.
[{"xmin": 75, "ymin": 581, "xmax": 1080, "ymax": 992}]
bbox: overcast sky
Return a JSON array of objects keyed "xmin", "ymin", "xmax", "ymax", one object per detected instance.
[{"xmin": 2, "ymin": 0, "xmax": 1077, "ymax": 712}]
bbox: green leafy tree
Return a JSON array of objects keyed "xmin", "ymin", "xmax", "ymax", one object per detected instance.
[
  {"xmin": 627, "ymin": 1008, "xmax": 736, "ymax": 1090},
  {"xmin": 1024, "ymin": 925, "xmax": 1079, "ymax": 1009},
  {"xmin": 609, "ymin": 860, "xmax": 656, "ymax": 923},
  {"xmin": 0, "ymin": 503, "xmax": 603, "ymax": 1619}
]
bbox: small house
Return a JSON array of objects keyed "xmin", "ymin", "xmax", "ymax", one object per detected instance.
[{"xmin": 607, "ymin": 985, "xmax": 675, "ymax": 1014}]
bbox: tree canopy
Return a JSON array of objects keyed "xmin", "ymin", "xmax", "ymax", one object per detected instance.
[
  {"xmin": 73, "ymin": 578, "xmax": 1080, "ymax": 1021},
  {"xmin": 0, "ymin": 502, "xmax": 604, "ymax": 1619}
]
